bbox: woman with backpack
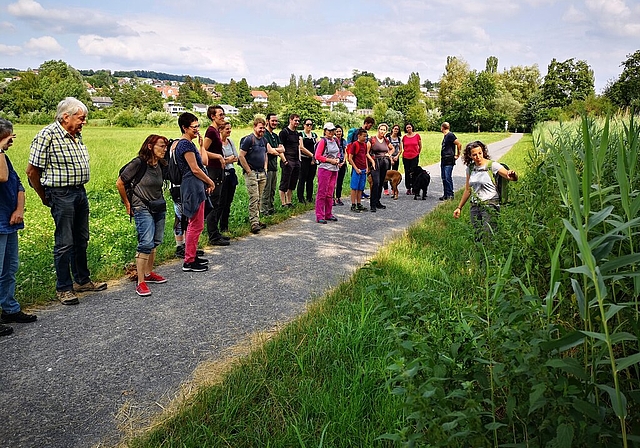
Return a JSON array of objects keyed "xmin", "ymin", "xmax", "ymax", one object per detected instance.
[
  {"xmin": 453, "ymin": 140, "xmax": 518, "ymax": 240},
  {"xmin": 384, "ymin": 124, "xmax": 403, "ymax": 195},
  {"xmin": 368, "ymin": 123, "xmax": 394, "ymax": 213},
  {"xmin": 219, "ymin": 122, "xmax": 239, "ymax": 234},
  {"xmin": 116, "ymin": 134, "xmax": 170, "ymax": 296},
  {"xmin": 174, "ymin": 112, "xmax": 215, "ymax": 272},
  {"xmin": 314, "ymin": 123, "xmax": 342, "ymax": 224},
  {"xmin": 332, "ymin": 125, "xmax": 347, "ymax": 206}
]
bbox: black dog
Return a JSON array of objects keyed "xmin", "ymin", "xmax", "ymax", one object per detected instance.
[{"xmin": 411, "ymin": 166, "xmax": 431, "ymax": 200}]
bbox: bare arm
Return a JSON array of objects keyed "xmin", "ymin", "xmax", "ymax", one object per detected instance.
[
  {"xmin": 115, "ymin": 177, "xmax": 131, "ymax": 216},
  {"xmin": 497, "ymin": 166, "xmax": 518, "ymax": 181},
  {"xmin": 453, "ymin": 172, "xmax": 471, "ymax": 219},
  {"xmin": 0, "ymin": 153, "xmax": 8, "ymax": 183},
  {"xmin": 26, "ymin": 163, "xmax": 48, "ymax": 205},
  {"xmin": 238, "ymin": 150, "xmax": 252, "ymax": 174},
  {"xmin": 9, "ymin": 190, "xmax": 25, "ymax": 226},
  {"xmin": 202, "ymin": 136, "xmax": 224, "ymax": 163},
  {"xmin": 299, "ymin": 136, "xmax": 314, "ymax": 158}
]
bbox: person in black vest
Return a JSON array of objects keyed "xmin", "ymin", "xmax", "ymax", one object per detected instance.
[
  {"xmin": 297, "ymin": 118, "xmax": 317, "ymax": 204},
  {"xmin": 278, "ymin": 114, "xmax": 302, "ymax": 208}
]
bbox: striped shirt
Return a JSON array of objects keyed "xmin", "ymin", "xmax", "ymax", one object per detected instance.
[{"xmin": 28, "ymin": 121, "xmax": 90, "ymax": 187}]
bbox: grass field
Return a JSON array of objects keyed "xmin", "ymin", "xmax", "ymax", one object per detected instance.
[
  {"xmin": 9, "ymin": 124, "xmax": 508, "ymax": 306},
  {"xmin": 125, "ymin": 135, "xmax": 533, "ymax": 447}
]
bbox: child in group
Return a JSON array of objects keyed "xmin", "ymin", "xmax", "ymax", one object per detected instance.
[{"xmin": 347, "ymin": 129, "xmax": 372, "ymax": 213}]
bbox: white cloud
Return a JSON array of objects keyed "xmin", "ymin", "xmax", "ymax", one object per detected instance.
[
  {"xmin": 0, "ymin": 44, "xmax": 21, "ymax": 56},
  {"xmin": 585, "ymin": 0, "xmax": 640, "ymax": 37},
  {"xmin": 562, "ymin": 5, "xmax": 587, "ymax": 23},
  {"xmin": 7, "ymin": 0, "xmax": 137, "ymax": 37},
  {"xmin": 0, "ymin": 21, "xmax": 16, "ymax": 31},
  {"xmin": 23, "ymin": 36, "xmax": 63, "ymax": 55}
]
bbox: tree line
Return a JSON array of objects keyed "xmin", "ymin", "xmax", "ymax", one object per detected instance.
[{"xmin": 1, "ymin": 51, "xmax": 638, "ymax": 131}]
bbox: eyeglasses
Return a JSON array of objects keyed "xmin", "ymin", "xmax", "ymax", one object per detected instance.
[
  {"xmin": 189, "ymin": 125, "xmax": 200, "ymax": 129},
  {"xmin": 304, "ymin": 123, "xmax": 313, "ymax": 126}
]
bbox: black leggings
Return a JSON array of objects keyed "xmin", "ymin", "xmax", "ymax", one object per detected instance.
[
  {"xmin": 335, "ymin": 163, "xmax": 347, "ymax": 198},
  {"xmin": 370, "ymin": 157, "xmax": 390, "ymax": 207},
  {"xmin": 403, "ymin": 156, "xmax": 419, "ymax": 190}
]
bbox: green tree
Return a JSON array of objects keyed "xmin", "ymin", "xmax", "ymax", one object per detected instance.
[
  {"xmin": 438, "ymin": 56, "xmax": 470, "ymax": 114},
  {"xmin": 373, "ymin": 102, "xmax": 388, "ymax": 124},
  {"xmin": 332, "ymin": 102, "xmax": 349, "ymax": 113},
  {"xmin": 405, "ymin": 104, "xmax": 427, "ymax": 131},
  {"xmin": 446, "ymin": 70, "xmax": 501, "ymax": 132},
  {"xmin": 485, "ymin": 56, "xmax": 498, "ymax": 74},
  {"xmin": 0, "ymin": 71, "xmax": 42, "ymax": 116},
  {"xmin": 236, "ymin": 78, "xmax": 253, "ymax": 106},
  {"xmin": 318, "ymin": 78, "xmax": 332, "ymax": 95},
  {"xmin": 268, "ymin": 90, "xmax": 282, "ymax": 112},
  {"xmin": 38, "ymin": 60, "xmax": 91, "ymax": 111},
  {"xmin": 352, "ymin": 75, "xmax": 379, "ymax": 109},
  {"xmin": 388, "ymin": 72, "xmax": 421, "ymax": 117},
  {"xmin": 283, "ymin": 74, "xmax": 297, "ymax": 103},
  {"xmin": 541, "ymin": 58, "xmax": 594, "ymax": 108},
  {"xmin": 86, "ymin": 70, "xmax": 113, "ymax": 89},
  {"xmin": 112, "ymin": 84, "xmax": 163, "ymax": 111},
  {"xmin": 281, "ymin": 95, "xmax": 325, "ymax": 127},
  {"xmin": 497, "ymin": 64, "xmax": 541, "ymax": 104},
  {"xmin": 604, "ymin": 50, "xmax": 640, "ymax": 109},
  {"xmin": 221, "ymin": 79, "xmax": 238, "ymax": 107}
]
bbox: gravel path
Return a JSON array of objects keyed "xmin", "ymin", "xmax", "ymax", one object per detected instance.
[{"xmin": 0, "ymin": 134, "xmax": 522, "ymax": 448}]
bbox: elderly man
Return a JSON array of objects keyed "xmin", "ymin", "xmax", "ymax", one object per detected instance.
[{"xmin": 26, "ymin": 97, "xmax": 107, "ymax": 305}]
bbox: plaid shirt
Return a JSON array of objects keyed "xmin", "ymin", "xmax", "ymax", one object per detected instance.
[{"xmin": 28, "ymin": 121, "xmax": 90, "ymax": 187}]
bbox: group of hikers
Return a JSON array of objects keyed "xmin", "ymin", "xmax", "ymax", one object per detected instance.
[{"xmin": 0, "ymin": 96, "xmax": 518, "ymax": 335}]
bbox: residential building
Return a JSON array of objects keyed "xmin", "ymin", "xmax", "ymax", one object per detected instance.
[
  {"xmin": 156, "ymin": 85, "xmax": 180, "ymax": 99},
  {"xmin": 163, "ymin": 102, "xmax": 186, "ymax": 116},
  {"xmin": 324, "ymin": 90, "xmax": 358, "ymax": 113},
  {"xmin": 251, "ymin": 90, "xmax": 268, "ymax": 103},
  {"xmin": 91, "ymin": 97, "xmax": 113, "ymax": 109},
  {"xmin": 219, "ymin": 104, "xmax": 239, "ymax": 116},
  {"xmin": 192, "ymin": 103, "xmax": 208, "ymax": 114}
]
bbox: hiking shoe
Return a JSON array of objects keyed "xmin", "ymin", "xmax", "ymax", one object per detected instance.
[
  {"xmin": 336, "ymin": 198, "xmax": 344, "ymax": 206},
  {"xmin": 370, "ymin": 207, "xmax": 377, "ymax": 213},
  {"xmin": 209, "ymin": 238, "xmax": 230, "ymax": 246},
  {"xmin": 144, "ymin": 272, "xmax": 167, "ymax": 284},
  {"xmin": 317, "ymin": 219, "xmax": 327, "ymax": 224},
  {"xmin": 356, "ymin": 204, "xmax": 368, "ymax": 212},
  {"xmin": 56, "ymin": 290, "xmax": 79, "ymax": 305},
  {"xmin": 406, "ymin": 189, "xmax": 412, "ymax": 195},
  {"xmin": 376, "ymin": 203, "xmax": 387, "ymax": 209},
  {"xmin": 182, "ymin": 262, "xmax": 208, "ymax": 272},
  {"xmin": 351, "ymin": 205, "xmax": 360, "ymax": 213},
  {"xmin": 195, "ymin": 257, "xmax": 209, "ymax": 265},
  {"xmin": 0, "ymin": 324, "xmax": 13, "ymax": 337},
  {"xmin": 136, "ymin": 281, "xmax": 151, "ymax": 297},
  {"xmin": 1, "ymin": 310, "xmax": 37, "ymax": 324},
  {"xmin": 175, "ymin": 246, "xmax": 185, "ymax": 258},
  {"xmin": 73, "ymin": 280, "xmax": 107, "ymax": 292},
  {"xmin": 362, "ymin": 192, "xmax": 370, "ymax": 199},
  {"xmin": 259, "ymin": 222, "xmax": 267, "ymax": 229},
  {"xmin": 384, "ymin": 189, "xmax": 390, "ymax": 196},
  {"xmin": 251, "ymin": 224, "xmax": 261, "ymax": 234},
  {"xmin": 327, "ymin": 216, "xmax": 338, "ymax": 222}
]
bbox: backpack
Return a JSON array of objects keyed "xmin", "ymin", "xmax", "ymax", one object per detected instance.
[
  {"xmin": 471, "ymin": 160, "xmax": 510, "ymax": 204},
  {"xmin": 347, "ymin": 127, "xmax": 359, "ymax": 144},
  {"xmin": 119, "ymin": 156, "xmax": 148, "ymax": 208},
  {"xmin": 166, "ymin": 139, "xmax": 182, "ymax": 186}
]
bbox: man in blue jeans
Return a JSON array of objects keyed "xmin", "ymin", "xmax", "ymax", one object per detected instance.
[
  {"xmin": 26, "ymin": 98, "xmax": 107, "ymax": 306},
  {"xmin": 439, "ymin": 122, "xmax": 462, "ymax": 200},
  {"xmin": 0, "ymin": 118, "xmax": 37, "ymax": 336}
]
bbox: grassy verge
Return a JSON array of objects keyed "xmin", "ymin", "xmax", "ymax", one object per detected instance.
[
  {"xmin": 126, "ymin": 136, "xmax": 531, "ymax": 447},
  {"xmin": 9, "ymin": 125, "xmax": 508, "ymax": 306}
]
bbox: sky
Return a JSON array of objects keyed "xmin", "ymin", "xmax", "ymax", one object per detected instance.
[{"xmin": 1, "ymin": 0, "xmax": 639, "ymax": 93}]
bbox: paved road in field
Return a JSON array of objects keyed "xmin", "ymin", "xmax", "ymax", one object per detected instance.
[{"xmin": 0, "ymin": 134, "xmax": 522, "ymax": 448}]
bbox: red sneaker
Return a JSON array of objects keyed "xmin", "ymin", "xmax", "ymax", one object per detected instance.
[
  {"xmin": 136, "ymin": 281, "xmax": 151, "ymax": 296},
  {"xmin": 144, "ymin": 272, "xmax": 167, "ymax": 284}
]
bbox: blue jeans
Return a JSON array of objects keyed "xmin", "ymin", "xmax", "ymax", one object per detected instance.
[
  {"xmin": 441, "ymin": 164, "xmax": 454, "ymax": 198},
  {"xmin": 0, "ymin": 232, "xmax": 20, "ymax": 314},
  {"xmin": 46, "ymin": 186, "xmax": 91, "ymax": 291},
  {"xmin": 134, "ymin": 207, "xmax": 166, "ymax": 254}
]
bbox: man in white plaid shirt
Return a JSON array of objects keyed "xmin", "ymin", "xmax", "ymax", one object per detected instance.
[{"xmin": 26, "ymin": 97, "xmax": 107, "ymax": 305}]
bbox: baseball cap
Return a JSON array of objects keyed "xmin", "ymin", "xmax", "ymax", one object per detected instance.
[{"xmin": 323, "ymin": 122, "xmax": 336, "ymax": 131}]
